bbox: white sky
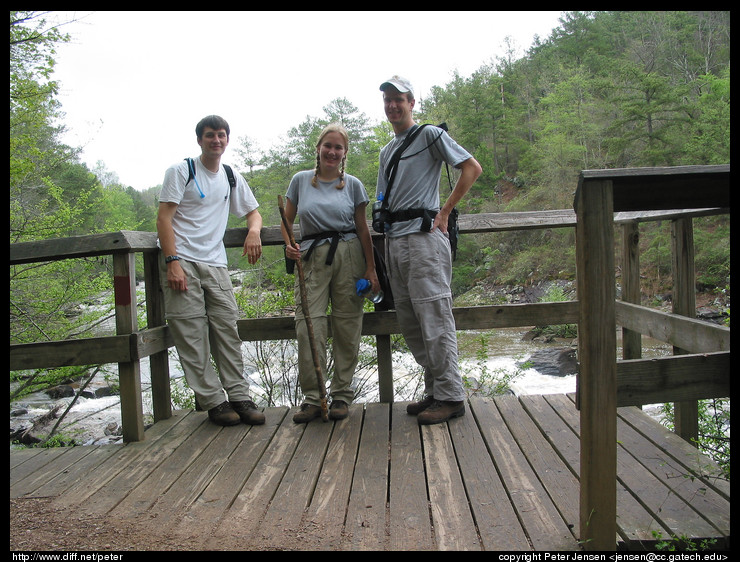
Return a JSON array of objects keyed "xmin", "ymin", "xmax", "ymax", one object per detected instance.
[{"xmin": 50, "ymin": 11, "xmax": 563, "ymax": 191}]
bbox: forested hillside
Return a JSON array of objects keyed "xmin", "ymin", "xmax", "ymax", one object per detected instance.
[{"xmin": 11, "ymin": 11, "xmax": 730, "ymax": 345}]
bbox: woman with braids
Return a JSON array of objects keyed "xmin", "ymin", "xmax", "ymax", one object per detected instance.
[{"xmin": 281, "ymin": 124, "xmax": 379, "ymax": 423}]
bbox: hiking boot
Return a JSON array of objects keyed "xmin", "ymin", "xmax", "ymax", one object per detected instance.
[
  {"xmin": 293, "ymin": 403, "xmax": 322, "ymax": 424},
  {"xmin": 329, "ymin": 400, "xmax": 349, "ymax": 420},
  {"xmin": 416, "ymin": 400, "xmax": 465, "ymax": 425},
  {"xmin": 208, "ymin": 401, "xmax": 241, "ymax": 426},
  {"xmin": 230, "ymin": 400, "xmax": 265, "ymax": 425},
  {"xmin": 406, "ymin": 395, "xmax": 435, "ymax": 415}
]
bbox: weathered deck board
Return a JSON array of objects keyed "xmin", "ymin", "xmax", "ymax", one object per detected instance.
[
  {"xmin": 422, "ymin": 419, "xmax": 480, "ymax": 550},
  {"xmin": 305, "ymin": 403, "xmax": 365, "ymax": 549},
  {"xmin": 388, "ymin": 402, "xmax": 434, "ymax": 550},
  {"xmin": 472, "ymin": 397, "xmax": 579, "ymax": 550},
  {"xmin": 450, "ymin": 402, "xmax": 531, "ymax": 551},
  {"xmin": 521, "ymin": 394, "xmax": 664, "ymax": 546},
  {"xmin": 171, "ymin": 405, "xmax": 289, "ymax": 541},
  {"xmin": 345, "ymin": 401, "xmax": 391, "ymax": 549},
  {"xmin": 9, "ymin": 395, "xmax": 729, "ymax": 551}
]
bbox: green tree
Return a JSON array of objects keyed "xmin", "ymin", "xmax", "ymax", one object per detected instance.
[
  {"xmin": 322, "ymin": 97, "xmax": 372, "ymax": 150},
  {"xmin": 10, "ymin": 11, "xmax": 78, "ymax": 242},
  {"xmin": 681, "ymin": 70, "xmax": 730, "ymax": 165},
  {"xmin": 10, "ymin": 11, "xmax": 113, "ymax": 353},
  {"xmin": 233, "ymin": 135, "xmax": 262, "ymax": 177}
]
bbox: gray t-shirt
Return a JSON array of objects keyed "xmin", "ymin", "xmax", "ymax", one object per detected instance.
[
  {"xmin": 286, "ymin": 170, "xmax": 369, "ymax": 252},
  {"xmin": 377, "ymin": 124, "xmax": 472, "ymax": 237}
]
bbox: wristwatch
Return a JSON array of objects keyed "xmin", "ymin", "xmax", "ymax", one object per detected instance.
[{"xmin": 165, "ymin": 255, "xmax": 181, "ymax": 263}]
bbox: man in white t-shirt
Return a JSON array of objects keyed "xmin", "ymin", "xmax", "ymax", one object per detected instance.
[
  {"xmin": 377, "ymin": 76, "xmax": 482, "ymax": 425},
  {"xmin": 156, "ymin": 115, "xmax": 265, "ymax": 426}
]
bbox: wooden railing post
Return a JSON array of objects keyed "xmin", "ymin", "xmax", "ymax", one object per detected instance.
[
  {"xmin": 376, "ymin": 335, "xmax": 394, "ymax": 403},
  {"xmin": 620, "ymin": 222, "xmax": 642, "ymax": 361},
  {"xmin": 113, "ymin": 252, "xmax": 145, "ymax": 442},
  {"xmin": 575, "ymin": 177, "xmax": 617, "ymax": 550},
  {"xmin": 143, "ymin": 249, "xmax": 172, "ymax": 422},
  {"xmin": 671, "ymin": 217, "xmax": 699, "ymax": 445}
]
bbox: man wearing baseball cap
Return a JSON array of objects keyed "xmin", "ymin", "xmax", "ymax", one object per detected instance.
[{"xmin": 376, "ymin": 75, "xmax": 482, "ymax": 425}]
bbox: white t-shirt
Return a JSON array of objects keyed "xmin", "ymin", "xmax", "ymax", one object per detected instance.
[{"xmin": 158, "ymin": 157, "xmax": 259, "ymax": 267}]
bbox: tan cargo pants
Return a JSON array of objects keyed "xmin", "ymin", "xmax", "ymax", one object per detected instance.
[
  {"xmin": 294, "ymin": 237, "xmax": 365, "ymax": 406},
  {"xmin": 160, "ymin": 257, "xmax": 253, "ymax": 411}
]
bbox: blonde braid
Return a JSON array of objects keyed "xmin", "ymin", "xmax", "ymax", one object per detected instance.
[
  {"xmin": 336, "ymin": 157, "xmax": 346, "ymax": 189},
  {"xmin": 311, "ymin": 153, "xmax": 321, "ymax": 187}
]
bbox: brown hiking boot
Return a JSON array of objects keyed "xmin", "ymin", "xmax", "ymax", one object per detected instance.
[
  {"xmin": 406, "ymin": 395, "xmax": 435, "ymax": 415},
  {"xmin": 208, "ymin": 401, "xmax": 241, "ymax": 426},
  {"xmin": 416, "ymin": 400, "xmax": 465, "ymax": 425},
  {"xmin": 293, "ymin": 403, "xmax": 322, "ymax": 424},
  {"xmin": 230, "ymin": 400, "xmax": 265, "ymax": 425},
  {"xmin": 329, "ymin": 400, "xmax": 349, "ymax": 420}
]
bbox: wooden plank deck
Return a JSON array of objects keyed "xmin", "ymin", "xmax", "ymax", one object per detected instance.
[{"xmin": 10, "ymin": 394, "xmax": 730, "ymax": 551}]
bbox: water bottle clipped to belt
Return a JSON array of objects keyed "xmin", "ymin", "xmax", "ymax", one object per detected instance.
[{"xmin": 371, "ymin": 193, "xmax": 391, "ymax": 234}]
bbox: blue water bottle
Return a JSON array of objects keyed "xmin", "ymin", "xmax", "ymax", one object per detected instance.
[{"xmin": 356, "ymin": 279, "xmax": 384, "ymax": 304}]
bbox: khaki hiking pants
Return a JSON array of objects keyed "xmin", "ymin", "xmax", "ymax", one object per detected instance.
[
  {"xmin": 294, "ymin": 237, "xmax": 365, "ymax": 406},
  {"xmin": 160, "ymin": 257, "xmax": 253, "ymax": 411},
  {"xmin": 386, "ymin": 229, "xmax": 465, "ymax": 402}
]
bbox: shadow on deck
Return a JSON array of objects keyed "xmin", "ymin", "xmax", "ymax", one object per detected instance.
[{"xmin": 10, "ymin": 395, "xmax": 730, "ymax": 551}]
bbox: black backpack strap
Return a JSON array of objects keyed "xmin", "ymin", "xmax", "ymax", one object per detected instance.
[
  {"xmin": 389, "ymin": 208, "xmax": 438, "ymax": 232},
  {"xmin": 184, "ymin": 158, "xmax": 195, "ymax": 185},
  {"xmin": 383, "ymin": 123, "xmax": 451, "ymax": 209},
  {"xmin": 383, "ymin": 124, "xmax": 428, "ymax": 206},
  {"xmin": 223, "ymin": 164, "xmax": 236, "ymax": 189}
]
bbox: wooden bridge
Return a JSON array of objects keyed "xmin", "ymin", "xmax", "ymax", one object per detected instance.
[
  {"xmin": 10, "ymin": 165, "xmax": 730, "ymax": 550},
  {"xmin": 10, "ymin": 394, "xmax": 730, "ymax": 551}
]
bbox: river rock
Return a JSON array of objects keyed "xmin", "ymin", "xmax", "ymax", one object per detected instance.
[
  {"xmin": 45, "ymin": 385, "xmax": 75, "ymax": 399},
  {"xmin": 696, "ymin": 306, "xmax": 729, "ymax": 325},
  {"xmin": 521, "ymin": 347, "xmax": 578, "ymax": 377},
  {"xmin": 84, "ymin": 434, "xmax": 123, "ymax": 446},
  {"xmin": 94, "ymin": 386, "xmax": 119, "ymax": 398},
  {"xmin": 104, "ymin": 422, "xmax": 121, "ymax": 436}
]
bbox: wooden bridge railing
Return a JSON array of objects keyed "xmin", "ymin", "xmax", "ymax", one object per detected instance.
[
  {"xmin": 573, "ymin": 164, "xmax": 729, "ymax": 550},
  {"xmin": 10, "ymin": 165, "xmax": 730, "ymax": 548}
]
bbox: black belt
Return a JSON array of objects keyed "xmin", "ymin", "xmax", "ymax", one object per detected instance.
[
  {"xmin": 301, "ymin": 230, "xmax": 356, "ymax": 265},
  {"xmin": 388, "ymin": 209, "xmax": 437, "ymax": 232}
]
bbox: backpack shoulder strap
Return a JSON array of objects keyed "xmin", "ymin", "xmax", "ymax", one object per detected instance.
[
  {"xmin": 383, "ymin": 124, "xmax": 429, "ymax": 206},
  {"xmin": 184, "ymin": 158, "xmax": 195, "ymax": 185},
  {"xmin": 386, "ymin": 125, "xmax": 426, "ymax": 179},
  {"xmin": 222, "ymin": 164, "xmax": 236, "ymax": 189},
  {"xmin": 184, "ymin": 158, "xmax": 236, "ymax": 190}
]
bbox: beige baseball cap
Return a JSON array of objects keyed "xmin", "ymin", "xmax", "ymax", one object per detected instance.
[{"xmin": 379, "ymin": 75, "xmax": 414, "ymax": 95}]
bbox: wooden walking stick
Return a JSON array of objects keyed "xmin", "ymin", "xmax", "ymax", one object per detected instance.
[{"xmin": 278, "ymin": 195, "xmax": 329, "ymax": 422}]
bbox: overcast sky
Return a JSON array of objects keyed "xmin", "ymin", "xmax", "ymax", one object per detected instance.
[{"xmin": 50, "ymin": 11, "xmax": 563, "ymax": 191}]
